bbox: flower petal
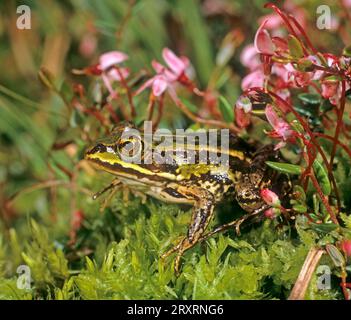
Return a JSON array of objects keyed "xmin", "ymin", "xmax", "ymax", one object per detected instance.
[
  {"xmin": 99, "ymin": 51, "xmax": 128, "ymax": 70},
  {"xmin": 265, "ymin": 104, "xmax": 293, "ymax": 141},
  {"xmin": 235, "ymin": 107, "xmax": 251, "ymax": 128},
  {"xmin": 341, "ymin": 239, "xmax": 351, "ymax": 257},
  {"xmin": 101, "ymin": 73, "xmax": 118, "ymax": 99},
  {"xmin": 260, "ymin": 189, "xmax": 280, "ymax": 207},
  {"xmin": 240, "ymin": 44, "xmax": 261, "ymax": 71},
  {"xmin": 152, "ymin": 76, "xmax": 168, "ymax": 96},
  {"xmin": 152, "ymin": 60, "xmax": 166, "ymax": 74},
  {"xmin": 254, "ymin": 20, "xmax": 275, "ymax": 55},
  {"xmin": 236, "ymin": 95, "xmax": 252, "ymax": 113},
  {"xmin": 241, "ymin": 69, "xmax": 265, "ymax": 90},
  {"xmin": 162, "ymin": 47, "xmax": 186, "ymax": 76},
  {"xmin": 135, "ymin": 77, "xmax": 155, "ymax": 96},
  {"xmin": 107, "ymin": 67, "xmax": 130, "ymax": 81}
]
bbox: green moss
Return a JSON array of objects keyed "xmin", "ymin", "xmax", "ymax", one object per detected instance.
[{"xmin": 0, "ymin": 195, "xmax": 344, "ymax": 300}]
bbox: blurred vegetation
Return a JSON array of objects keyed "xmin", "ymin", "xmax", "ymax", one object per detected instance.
[{"xmin": 0, "ymin": 0, "xmax": 350, "ymax": 299}]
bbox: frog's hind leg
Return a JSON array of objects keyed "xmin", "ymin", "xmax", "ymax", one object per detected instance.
[
  {"xmin": 161, "ymin": 186, "xmax": 215, "ymax": 276},
  {"xmin": 198, "ymin": 205, "xmax": 269, "ymax": 243}
]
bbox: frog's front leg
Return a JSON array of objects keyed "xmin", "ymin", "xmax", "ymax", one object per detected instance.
[
  {"xmin": 161, "ymin": 186, "xmax": 215, "ymax": 275},
  {"xmin": 92, "ymin": 178, "xmax": 122, "ymax": 200}
]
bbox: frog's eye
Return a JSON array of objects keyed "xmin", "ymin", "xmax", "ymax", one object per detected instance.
[{"xmin": 118, "ymin": 138, "xmax": 143, "ymax": 160}]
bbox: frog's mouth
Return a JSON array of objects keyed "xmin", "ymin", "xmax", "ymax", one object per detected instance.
[{"xmin": 86, "ymin": 156, "xmax": 168, "ymax": 187}]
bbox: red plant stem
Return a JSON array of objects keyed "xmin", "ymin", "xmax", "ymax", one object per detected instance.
[
  {"xmin": 330, "ymin": 80, "xmax": 346, "ymax": 167},
  {"xmin": 115, "ymin": 66, "xmax": 136, "ymax": 118},
  {"xmin": 154, "ymin": 94, "xmax": 164, "ymax": 130},
  {"xmin": 254, "ymin": 88, "xmax": 341, "ymax": 215},
  {"xmin": 312, "ymin": 64, "xmax": 344, "ymax": 76},
  {"xmin": 146, "ymin": 93, "xmax": 156, "ymax": 121},
  {"xmin": 287, "ymin": 14, "xmax": 318, "ymax": 55},
  {"xmin": 106, "ymin": 103, "xmax": 120, "ymax": 124},
  {"xmin": 341, "ymin": 270, "xmax": 350, "ymax": 300},
  {"xmin": 170, "ymin": 93, "xmax": 241, "ymax": 133},
  {"xmin": 314, "ymin": 133, "xmax": 351, "ymax": 158},
  {"xmin": 309, "ymin": 173, "xmax": 338, "ymax": 225},
  {"xmin": 73, "ymin": 100, "xmax": 108, "ymax": 128},
  {"xmin": 264, "ymin": 3, "xmax": 308, "ymax": 56},
  {"xmin": 309, "ymin": 82, "xmax": 322, "ymax": 95},
  {"xmin": 300, "ymin": 142, "xmax": 316, "ymax": 188},
  {"xmin": 342, "ymin": 124, "xmax": 351, "ymax": 139}
]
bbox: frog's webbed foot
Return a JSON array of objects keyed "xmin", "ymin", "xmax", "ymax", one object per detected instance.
[{"xmin": 161, "ymin": 186, "xmax": 215, "ymax": 276}]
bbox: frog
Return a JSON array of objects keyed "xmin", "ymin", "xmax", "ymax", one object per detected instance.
[{"xmin": 84, "ymin": 121, "xmax": 289, "ymax": 275}]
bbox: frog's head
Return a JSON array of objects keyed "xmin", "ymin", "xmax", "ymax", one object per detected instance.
[{"xmin": 84, "ymin": 121, "xmax": 144, "ymax": 173}]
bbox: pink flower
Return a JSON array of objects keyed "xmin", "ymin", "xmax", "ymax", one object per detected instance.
[
  {"xmin": 235, "ymin": 95, "xmax": 252, "ymax": 128},
  {"xmin": 258, "ymin": 14, "xmax": 282, "ymax": 30},
  {"xmin": 236, "ymin": 95, "xmax": 252, "ymax": 113},
  {"xmin": 136, "ymin": 75, "xmax": 168, "ymax": 97},
  {"xmin": 106, "ymin": 67, "xmax": 130, "ymax": 81},
  {"xmin": 341, "ymin": 239, "xmax": 351, "ymax": 257},
  {"xmin": 284, "ymin": 0, "xmax": 307, "ymax": 30},
  {"xmin": 343, "ymin": 0, "xmax": 351, "ymax": 8},
  {"xmin": 321, "ymin": 79, "xmax": 339, "ymax": 99},
  {"xmin": 99, "ymin": 51, "xmax": 128, "ymax": 70},
  {"xmin": 265, "ymin": 104, "xmax": 294, "ymax": 149},
  {"xmin": 241, "ymin": 69, "xmax": 265, "ymax": 91},
  {"xmin": 240, "ymin": 44, "xmax": 261, "ymax": 71},
  {"xmin": 272, "ymin": 37, "xmax": 288, "ymax": 53},
  {"xmin": 264, "ymin": 208, "xmax": 280, "ymax": 219},
  {"xmin": 235, "ymin": 107, "xmax": 251, "ymax": 128},
  {"xmin": 271, "ymin": 63, "xmax": 292, "ymax": 84},
  {"xmin": 136, "ymin": 48, "xmax": 190, "ymax": 98},
  {"xmin": 162, "ymin": 48, "xmax": 189, "ymax": 78},
  {"xmin": 276, "ymin": 88, "xmax": 290, "ymax": 101},
  {"xmin": 79, "ymin": 34, "xmax": 97, "ymax": 58},
  {"xmin": 293, "ymin": 71, "xmax": 312, "ymax": 87},
  {"xmin": 260, "ymin": 189, "xmax": 281, "ymax": 207},
  {"xmin": 254, "ymin": 19, "xmax": 275, "ymax": 55},
  {"xmin": 96, "ymin": 51, "xmax": 129, "ymax": 99}
]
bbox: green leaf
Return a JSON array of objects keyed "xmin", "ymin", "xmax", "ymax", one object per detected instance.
[
  {"xmin": 176, "ymin": 0, "xmax": 213, "ymax": 84},
  {"xmin": 343, "ymin": 45, "xmax": 351, "ymax": 57},
  {"xmin": 326, "ymin": 244, "xmax": 345, "ymax": 267},
  {"xmin": 38, "ymin": 67, "xmax": 57, "ymax": 91},
  {"xmin": 340, "ymin": 213, "xmax": 351, "ymax": 230},
  {"xmin": 266, "ymin": 161, "xmax": 302, "ymax": 175},
  {"xmin": 320, "ymin": 99, "xmax": 334, "ymax": 113},
  {"xmin": 295, "ymin": 57, "xmax": 313, "ymax": 72},
  {"xmin": 288, "ymin": 35, "xmax": 304, "ymax": 59},
  {"xmin": 312, "ymin": 160, "xmax": 331, "ymax": 196},
  {"xmin": 60, "ymin": 80, "xmax": 74, "ymax": 103},
  {"xmin": 311, "ymin": 223, "xmax": 338, "ymax": 233},
  {"xmin": 313, "ymin": 194, "xmax": 320, "ymax": 215},
  {"xmin": 293, "ymin": 204, "xmax": 307, "ymax": 213},
  {"xmin": 218, "ymin": 96, "xmax": 234, "ymax": 123},
  {"xmin": 298, "ymin": 93, "xmax": 321, "ymax": 105},
  {"xmin": 293, "ymin": 185, "xmax": 306, "ymax": 202},
  {"xmin": 180, "ymin": 98, "xmax": 198, "ymax": 113}
]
